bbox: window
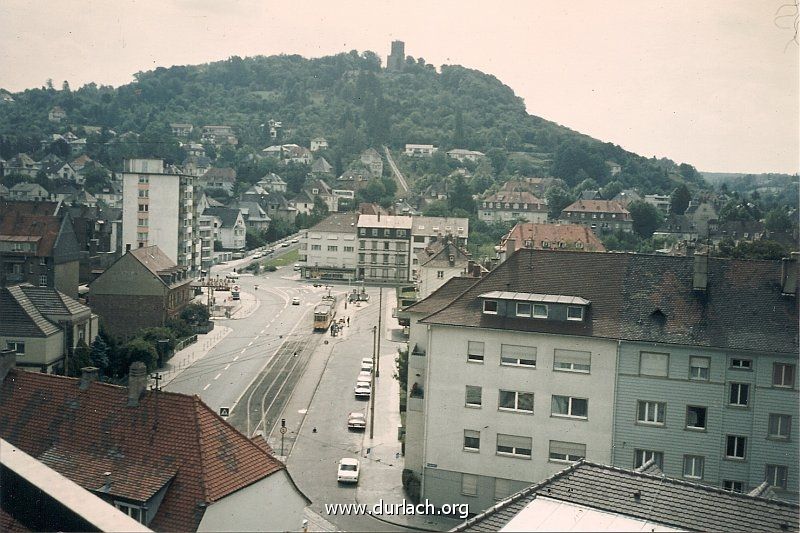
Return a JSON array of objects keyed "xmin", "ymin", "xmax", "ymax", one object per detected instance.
[
  {"xmin": 465, "ymin": 385, "xmax": 482, "ymax": 407},
  {"xmin": 686, "ymin": 406, "xmax": 707, "ymax": 430},
  {"xmin": 725, "ymin": 435, "xmax": 746, "ymax": 459},
  {"xmin": 496, "ymin": 434, "xmax": 532, "ymax": 458},
  {"xmin": 768, "ymin": 414, "xmax": 791, "ymax": 440},
  {"xmin": 437, "ymin": 270, "xmax": 444, "ymax": 279},
  {"xmin": 730, "ymin": 358, "xmax": 752, "ymax": 370},
  {"xmin": 327, "ymin": 245, "xmax": 337, "ymax": 252},
  {"xmin": 498, "ymin": 390, "xmax": 534, "ymax": 413},
  {"xmin": 515, "ymin": 302, "xmax": 531, "ymax": 317},
  {"xmin": 634, "ymin": 449, "xmax": 663, "ymax": 469},
  {"xmin": 766, "ymin": 465, "xmax": 788, "ymax": 489},
  {"xmin": 358, "ymin": 253, "xmax": 365, "ymax": 262},
  {"xmin": 551, "ymin": 395, "xmax": 588, "ymax": 419},
  {"xmin": 397, "ymin": 230, "xmax": 407, "ymax": 237},
  {"xmin": 413, "ymin": 235, "xmax": 425, "ymax": 243},
  {"xmin": 723, "ymin": 480, "xmax": 744, "ymax": 493},
  {"xmin": 371, "ymin": 254, "xmax": 377, "ymax": 263},
  {"xmin": 371, "ymin": 229, "xmax": 378, "ymax": 236},
  {"xmin": 6, "ymin": 341, "xmax": 25, "ymax": 355},
  {"xmin": 566, "ymin": 306, "xmax": 584, "ymax": 321},
  {"xmin": 467, "ymin": 341, "xmax": 485, "ymax": 363},
  {"xmin": 461, "ymin": 473, "xmax": 478, "ymax": 496},
  {"xmin": 729, "ymin": 383, "xmax": 749, "ymax": 406},
  {"xmin": 359, "ymin": 241, "xmax": 365, "ymax": 249},
  {"xmin": 383, "ymin": 241, "xmax": 390, "ymax": 250},
  {"xmin": 549, "ymin": 440, "xmax": 586, "ymax": 463},
  {"xmin": 640, "ymin": 352, "xmax": 669, "ymax": 377},
  {"xmin": 138, "ymin": 203, "xmax": 148, "ymax": 212},
  {"xmin": 115, "ymin": 503, "xmax": 144, "ymax": 523},
  {"xmin": 344, "ymin": 246, "xmax": 354, "ymax": 253},
  {"xmin": 683, "ymin": 455, "xmax": 704, "ymax": 479},
  {"xmin": 494, "ymin": 478, "xmax": 516, "ymax": 501},
  {"xmin": 311, "ymin": 244, "xmax": 321, "ymax": 251},
  {"xmin": 359, "ymin": 228, "xmax": 366, "ymax": 236},
  {"xmin": 637, "ymin": 401, "xmax": 666, "ymax": 425},
  {"xmin": 39, "ymin": 275, "xmax": 47, "ymax": 287},
  {"xmin": 463, "ymin": 430, "xmax": 480, "ymax": 451},
  {"xmin": 532, "ymin": 304, "xmax": 548, "ymax": 318},
  {"xmin": 500, "ymin": 344, "xmax": 536, "ymax": 367},
  {"xmin": 773, "ymin": 363, "xmax": 795, "ymax": 388},
  {"xmin": 553, "ymin": 349, "xmax": 591, "ymax": 373},
  {"xmin": 483, "ymin": 300, "xmax": 498, "ymax": 314},
  {"xmin": 689, "ymin": 357, "xmax": 710, "ymax": 381},
  {"xmin": 39, "ymin": 257, "xmax": 46, "ymax": 266}
]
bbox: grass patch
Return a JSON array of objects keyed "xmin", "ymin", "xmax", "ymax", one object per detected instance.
[{"xmin": 260, "ymin": 249, "xmax": 299, "ymax": 268}]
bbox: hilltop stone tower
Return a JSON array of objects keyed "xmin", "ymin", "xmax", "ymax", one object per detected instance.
[{"xmin": 387, "ymin": 40, "xmax": 405, "ymax": 72}]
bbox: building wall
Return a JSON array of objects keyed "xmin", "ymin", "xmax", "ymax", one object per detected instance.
[
  {"xmin": 122, "ymin": 172, "xmax": 179, "ymax": 264},
  {"xmin": 478, "ymin": 209, "xmax": 548, "ymax": 224},
  {"xmin": 0, "ymin": 333, "xmax": 65, "ymax": 373},
  {"xmin": 613, "ymin": 342, "xmax": 799, "ymax": 500},
  {"xmin": 197, "ymin": 471, "xmax": 308, "ymax": 532},
  {"xmin": 356, "ymin": 226, "xmax": 411, "ymax": 283},
  {"xmin": 90, "ymin": 293, "xmax": 167, "ymax": 340},
  {"xmin": 301, "ymin": 229, "xmax": 358, "ymax": 280},
  {"xmin": 419, "ymin": 324, "xmax": 618, "ymax": 512},
  {"xmin": 417, "ymin": 264, "xmax": 465, "ymax": 300},
  {"xmin": 53, "ymin": 260, "xmax": 79, "ymax": 299}
]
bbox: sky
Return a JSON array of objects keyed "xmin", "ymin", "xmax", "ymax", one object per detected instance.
[{"xmin": 1, "ymin": 1, "xmax": 798, "ymax": 174}]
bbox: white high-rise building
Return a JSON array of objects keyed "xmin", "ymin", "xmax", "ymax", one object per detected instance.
[{"xmin": 122, "ymin": 159, "xmax": 201, "ymax": 274}]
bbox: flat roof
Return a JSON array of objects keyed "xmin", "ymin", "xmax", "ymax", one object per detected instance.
[{"xmin": 480, "ymin": 291, "xmax": 591, "ymax": 306}]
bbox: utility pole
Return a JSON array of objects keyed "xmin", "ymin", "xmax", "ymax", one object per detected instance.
[
  {"xmin": 376, "ymin": 287, "xmax": 382, "ymax": 377},
  {"xmin": 370, "ymin": 325, "xmax": 377, "ymax": 439}
]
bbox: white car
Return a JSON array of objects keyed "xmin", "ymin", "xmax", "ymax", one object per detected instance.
[
  {"xmin": 357, "ymin": 370, "xmax": 372, "ymax": 382},
  {"xmin": 354, "ymin": 382, "xmax": 371, "ymax": 399},
  {"xmin": 252, "ymin": 252, "xmax": 263, "ymax": 259},
  {"xmin": 225, "ymin": 271, "xmax": 240, "ymax": 280},
  {"xmin": 281, "ymin": 242, "xmax": 290, "ymax": 248},
  {"xmin": 347, "ymin": 412, "xmax": 366, "ymax": 430},
  {"xmin": 360, "ymin": 358, "xmax": 374, "ymax": 372},
  {"xmin": 291, "ymin": 297, "xmax": 301, "ymax": 305},
  {"xmin": 291, "ymin": 238, "xmax": 299, "ymax": 244},
  {"xmin": 337, "ymin": 458, "xmax": 360, "ymax": 483}
]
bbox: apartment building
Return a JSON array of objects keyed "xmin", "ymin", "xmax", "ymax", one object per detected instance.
[
  {"xmin": 404, "ymin": 250, "xmax": 798, "ymax": 513},
  {"xmin": 478, "ymin": 190, "xmax": 548, "ymax": 224},
  {"xmin": 121, "ymin": 159, "xmax": 201, "ymax": 274},
  {"xmin": 356, "ymin": 214, "xmax": 411, "ymax": 283},
  {"xmin": 410, "ymin": 216, "xmax": 469, "ymax": 278},
  {"xmin": 560, "ymin": 199, "xmax": 633, "ymax": 234},
  {"xmin": 299, "ymin": 213, "xmax": 359, "ymax": 280}
]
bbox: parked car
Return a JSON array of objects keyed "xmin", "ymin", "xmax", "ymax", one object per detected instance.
[
  {"xmin": 347, "ymin": 412, "xmax": 366, "ymax": 431},
  {"xmin": 361, "ymin": 358, "xmax": 374, "ymax": 372},
  {"xmin": 293, "ymin": 264, "xmax": 301, "ymax": 271},
  {"xmin": 354, "ymin": 382, "xmax": 371, "ymax": 399},
  {"xmin": 290, "ymin": 238, "xmax": 299, "ymax": 244},
  {"xmin": 357, "ymin": 370, "xmax": 372, "ymax": 382},
  {"xmin": 225, "ymin": 271, "xmax": 239, "ymax": 280},
  {"xmin": 337, "ymin": 458, "xmax": 360, "ymax": 483},
  {"xmin": 281, "ymin": 242, "xmax": 290, "ymax": 248},
  {"xmin": 252, "ymin": 252, "xmax": 263, "ymax": 259},
  {"xmin": 291, "ymin": 297, "xmax": 301, "ymax": 305}
]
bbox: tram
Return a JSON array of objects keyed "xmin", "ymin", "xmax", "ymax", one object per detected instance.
[{"xmin": 313, "ymin": 295, "xmax": 337, "ymax": 331}]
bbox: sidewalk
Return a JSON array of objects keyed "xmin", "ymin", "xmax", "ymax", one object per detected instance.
[{"xmin": 152, "ymin": 325, "xmax": 232, "ymax": 388}]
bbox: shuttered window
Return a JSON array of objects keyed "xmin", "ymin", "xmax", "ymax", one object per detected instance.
[
  {"xmin": 640, "ymin": 352, "xmax": 669, "ymax": 377},
  {"xmin": 496, "ymin": 434, "xmax": 532, "ymax": 458},
  {"xmin": 461, "ymin": 473, "xmax": 478, "ymax": 496},
  {"xmin": 500, "ymin": 344, "xmax": 536, "ymax": 367},
  {"xmin": 554, "ymin": 349, "xmax": 591, "ymax": 373},
  {"xmin": 549, "ymin": 440, "xmax": 586, "ymax": 462}
]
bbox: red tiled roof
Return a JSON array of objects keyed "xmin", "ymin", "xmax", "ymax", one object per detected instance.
[
  {"xmin": 502, "ymin": 223, "xmax": 606, "ymax": 252},
  {"xmin": 0, "ymin": 370, "xmax": 285, "ymax": 532},
  {"xmin": 0, "ymin": 212, "xmax": 62, "ymax": 257},
  {"xmin": 484, "ymin": 190, "xmax": 545, "ymax": 207}
]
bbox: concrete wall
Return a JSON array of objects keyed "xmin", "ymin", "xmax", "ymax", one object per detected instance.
[
  {"xmin": 613, "ymin": 341, "xmax": 798, "ymax": 500},
  {"xmin": 197, "ymin": 471, "xmax": 308, "ymax": 532},
  {"xmin": 122, "ymin": 172, "xmax": 180, "ymax": 264},
  {"xmin": 419, "ymin": 324, "xmax": 617, "ymax": 512},
  {"xmin": 0, "ymin": 333, "xmax": 64, "ymax": 372},
  {"xmin": 417, "ymin": 264, "xmax": 465, "ymax": 300},
  {"xmin": 54, "ymin": 260, "xmax": 79, "ymax": 299},
  {"xmin": 302, "ymin": 229, "xmax": 358, "ymax": 277}
]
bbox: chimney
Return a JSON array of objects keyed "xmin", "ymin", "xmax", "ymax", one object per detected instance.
[
  {"xmin": 781, "ymin": 252, "xmax": 798, "ymax": 296},
  {"xmin": 0, "ymin": 349, "xmax": 16, "ymax": 381},
  {"xmin": 693, "ymin": 252, "xmax": 708, "ymax": 291},
  {"xmin": 377, "ymin": 211, "xmax": 381, "ymax": 221},
  {"xmin": 89, "ymin": 238, "xmax": 99, "ymax": 256},
  {"xmin": 467, "ymin": 260, "xmax": 475, "ymax": 276},
  {"xmin": 127, "ymin": 361, "xmax": 148, "ymax": 407},
  {"xmin": 126, "ymin": 243, "xmax": 131, "ymax": 253},
  {"xmin": 505, "ymin": 238, "xmax": 516, "ymax": 255},
  {"xmin": 79, "ymin": 366, "xmax": 99, "ymax": 390}
]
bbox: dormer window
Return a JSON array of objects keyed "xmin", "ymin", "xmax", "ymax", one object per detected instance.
[
  {"xmin": 532, "ymin": 304, "xmax": 548, "ymax": 318},
  {"xmin": 542, "ymin": 241, "xmax": 550, "ymax": 248},
  {"xmin": 567, "ymin": 306, "xmax": 584, "ymax": 321},
  {"xmin": 483, "ymin": 300, "xmax": 498, "ymax": 314},
  {"xmin": 516, "ymin": 302, "xmax": 531, "ymax": 317}
]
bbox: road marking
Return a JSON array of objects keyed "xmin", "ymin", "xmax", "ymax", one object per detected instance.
[
  {"xmin": 260, "ymin": 329, "xmax": 265, "ymax": 334},
  {"xmin": 241, "ymin": 348, "xmax": 246, "ymax": 354},
  {"xmin": 214, "ymin": 373, "xmax": 222, "ymax": 380},
  {"xmin": 234, "ymin": 355, "xmax": 239, "ymax": 361},
  {"xmin": 203, "ymin": 384, "xmax": 210, "ymax": 391},
  {"xmin": 254, "ymin": 335, "xmax": 260, "ymax": 340},
  {"xmin": 248, "ymin": 341, "xmax": 253, "ymax": 346},
  {"xmin": 224, "ymin": 364, "xmax": 231, "ymax": 370}
]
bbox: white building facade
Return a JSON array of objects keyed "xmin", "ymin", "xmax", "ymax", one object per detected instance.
[{"xmin": 299, "ymin": 213, "xmax": 359, "ymax": 281}]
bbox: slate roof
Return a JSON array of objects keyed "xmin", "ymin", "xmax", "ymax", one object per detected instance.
[
  {"xmin": 452, "ymin": 460, "xmax": 799, "ymax": 533},
  {"xmin": 17, "ymin": 285, "xmax": 90, "ymax": 317},
  {"xmin": 0, "ymin": 369, "xmax": 287, "ymax": 532},
  {"xmin": 202, "ymin": 206, "xmax": 242, "ymax": 228},
  {"xmin": 308, "ymin": 212, "xmax": 359, "ymax": 233},
  {"xmin": 420, "ymin": 248, "xmax": 799, "ymax": 354},
  {"xmin": 0, "ymin": 200, "xmax": 61, "ymax": 216},
  {"xmin": 0, "ymin": 286, "xmax": 61, "ymax": 338},
  {"xmin": 483, "ymin": 189, "xmax": 546, "ymax": 209},
  {"xmin": 417, "ymin": 240, "xmax": 471, "ymax": 268},
  {"xmin": 128, "ymin": 246, "xmax": 185, "ymax": 282},
  {"xmin": 311, "ymin": 157, "xmax": 333, "ymax": 174},
  {"xmin": 201, "ymin": 167, "xmax": 237, "ymax": 182},
  {"xmin": 562, "ymin": 199, "xmax": 630, "ymax": 215},
  {"xmin": 404, "ymin": 276, "xmax": 478, "ymax": 315}
]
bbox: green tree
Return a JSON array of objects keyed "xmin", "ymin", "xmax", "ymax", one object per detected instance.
[
  {"xmin": 89, "ymin": 335, "xmax": 110, "ymax": 373},
  {"xmin": 600, "ymin": 180, "xmax": 624, "ymax": 200},
  {"xmin": 545, "ymin": 186, "xmax": 575, "ymax": 219},
  {"xmin": 120, "ymin": 338, "xmax": 159, "ymax": 373},
  {"xmin": 448, "ymin": 176, "xmax": 475, "ymax": 213},
  {"xmin": 628, "ymin": 200, "xmax": 663, "ymax": 238},
  {"xmin": 181, "ymin": 302, "xmax": 210, "ymax": 325},
  {"xmin": 485, "ymin": 148, "xmax": 508, "ymax": 175},
  {"xmin": 67, "ymin": 340, "xmax": 92, "ymax": 377},
  {"xmin": 764, "ymin": 208, "xmax": 793, "ymax": 233},
  {"xmin": 670, "ymin": 183, "xmax": 691, "ymax": 215}
]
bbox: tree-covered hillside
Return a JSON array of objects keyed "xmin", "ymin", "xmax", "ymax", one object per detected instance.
[{"xmin": 0, "ymin": 50, "xmax": 698, "ymax": 193}]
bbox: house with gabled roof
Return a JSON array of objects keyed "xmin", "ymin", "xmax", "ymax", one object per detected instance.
[
  {"xmin": 257, "ymin": 172, "xmax": 287, "ymax": 193},
  {"xmin": 310, "ymin": 136, "xmax": 328, "ymax": 152},
  {"xmin": 201, "ymin": 207, "xmax": 245, "ymax": 250},
  {"xmin": 48, "ymin": 106, "xmax": 67, "ymax": 123},
  {"xmin": 10, "ymin": 182, "xmax": 49, "ymax": 202},
  {"xmin": 415, "ymin": 238, "xmax": 473, "ymax": 299},
  {"xmin": 560, "ymin": 198, "xmax": 633, "ymax": 233},
  {"xmin": 42, "ymin": 160, "xmax": 77, "ymax": 183},
  {"xmin": 0, "ymin": 285, "xmax": 98, "ymax": 373},
  {"xmin": 88, "ymin": 245, "xmax": 194, "ymax": 338},
  {"xmin": 197, "ymin": 167, "xmax": 236, "ymax": 194},
  {"xmin": 447, "ymin": 148, "xmax": 485, "ymax": 163},
  {"xmin": 453, "ymin": 459, "xmax": 799, "ymax": 532},
  {"xmin": 311, "ymin": 156, "xmax": 334, "ymax": 176},
  {"xmin": 0, "ymin": 354, "xmax": 311, "ymax": 531},
  {"xmin": 5, "ymin": 153, "xmax": 40, "ymax": 178},
  {"xmin": 479, "ymin": 189, "xmax": 548, "ymax": 223},
  {"xmin": 169, "ymin": 122, "xmax": 193, "ymax": 137},
  {"xmin": 405, "ymin": 249, "xmax": 798, "ymax": 512},
  {"xmin": 497, "ymin": 222, "xmax": 605, "ymax": 261}
]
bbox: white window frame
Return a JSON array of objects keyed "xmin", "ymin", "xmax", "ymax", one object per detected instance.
[
  {"xmin": 689, "ymin": 356, "xmax": 710, "ymax": 381},
  {"xmin": 729, "ymin": 382, "xmax": 750, "ymax": 407},
  {"xmin": 768, "ymin": 414, "xmax": 791, "ymax": 440},
  {"xmin": 515, "ymin": 302, "xmax": 531, "ymax": 317},
  {"xmin": 566, "ymin": 306, "xmax": 584, "ymax": 321},
  {"xmin": 553, "ymin": 349, "xmax": 591, "ymax": 373},
  {"xmin": 496, "ymin": 434, "xmax": 532, "ymax": 459},
  {"xmin": 498, "ymin": 390, "xmax": 534, "ymax": 413},
  {"xmin": 634, "ymin": 449, "xmax": 663, "ymax": 469},
  {"xmin": 765, "ymin": 465, "xmax": 788, "ymax": 489},
  {"xmin": 725, "ymin": 435, "xmax": 747, "ymax": 459},
  {"xmin": 463, "ymin": 429, "xmax": 481, "ymax": 452},
  {"xmin": 548, "ymin": 440, "xmax": 586, "ymax": 463},
  {"xmin": 722, "ymin": 480, "xmax": 744, "ymax": 493},
  {"xmin": 115, "ymin": 502, "xmax": 144, "ymax": 524},
  {"xmin": 730, "ymin": 358, "xmax": 752, "ymax": 370},
  {"xmin": 773, "ymin": 363, "xmax": 795, "ymax": 388},
  {"xmin": 465, "ymin": 385, "xmax": 482, "ymax": 407},
  {"xmin": 637, "ymin": 400, "xmax": 666, "ymax": 426},
  {"xmin": 532, "ymin": 304, "xmax": 548, "ymax": 318},
  {"xmin": 467, "ymin": 341, "xmax": 485, "ymax": 363},
  {"xmin": 639, "ymin": 351, "xmax": 669, "ymax": 377},
  {"xmin": 461, "ymin": 473, "xmax": 478, "ymax": 496},
  {"xmin": 551, "ymin": 395, "xmax": 588, "ymax": 419},
  {"xmin": 683, "ymin": 455, "xmax": 704, "ymax": 479},
  {"xmin": 686, "ymin": 405, "xmax": 707, "ymax": 430},
  {"xmin": 482, "ymin": 300, "xmax": 498, "ymax": 314},
  {"xmin": 500, "ymin": 344, "xmax": 536, "ymax": 367}
]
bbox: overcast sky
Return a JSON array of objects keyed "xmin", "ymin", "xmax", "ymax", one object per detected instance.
[{"xmin": 1, "ymin": 1, "xmax": 797, "ymax": 174}]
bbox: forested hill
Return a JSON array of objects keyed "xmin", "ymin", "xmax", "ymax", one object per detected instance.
[{"xmin": 0, "ymin": 50, "xmax": 700, "ymax": 192}]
